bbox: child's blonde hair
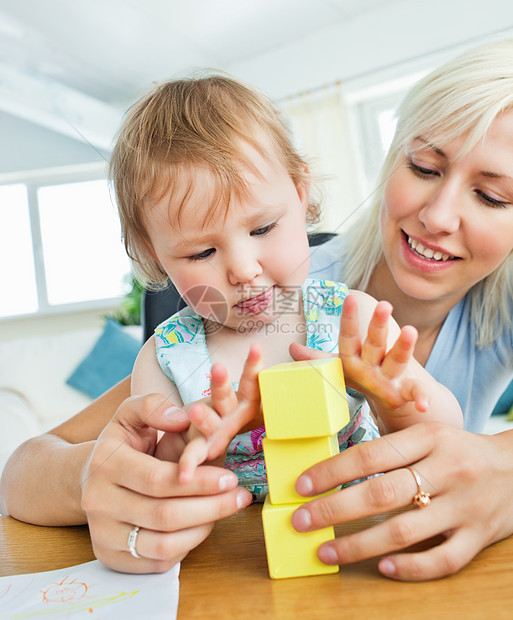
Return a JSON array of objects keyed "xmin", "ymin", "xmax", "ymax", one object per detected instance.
[
  {"xmin": 343, "ymin": 39, "xmax": 513, "ymax": 347},
  {"xmin": 110, "ymin": 73, "xmax": 319, "ymax": 286}
]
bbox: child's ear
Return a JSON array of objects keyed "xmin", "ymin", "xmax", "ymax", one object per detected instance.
[{"xmin": 296, "ymin": 165, "xmax": 311, "ymax": 214}]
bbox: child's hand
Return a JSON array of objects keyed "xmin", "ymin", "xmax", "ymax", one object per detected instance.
[
  {"xmin": 338, "ymin": 294, "xmax": 429, "ymax": 413},
  {"xmin": 178, "ymin": 343, "xmax": 263, "ymax": 484}
]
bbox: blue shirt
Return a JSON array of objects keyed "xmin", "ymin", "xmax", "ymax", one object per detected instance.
[{"xmin": 309, "ymin": 235, "xmax": 513, "ymax": 432}]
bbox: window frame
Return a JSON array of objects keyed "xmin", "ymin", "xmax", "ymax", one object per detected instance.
[{"xmin": 0, "ymin": 162, "xmax": 129, "ymax": 321}]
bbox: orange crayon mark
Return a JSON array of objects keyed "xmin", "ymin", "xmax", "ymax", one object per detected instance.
[{"xmin": 41, "ymin": 576, "xmax": 89, "ymax": 603}]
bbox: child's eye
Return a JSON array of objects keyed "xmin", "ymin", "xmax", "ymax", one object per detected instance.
[
  {"xmin": 250, "ymin": 222, "xmax": 277, "ymax": 236},
  {"xmin": 407, "ymin": 160, "xmax": 440, "ymax": 177},
  {"xmin": 475, "ymin": 190, "xmax": 509, "ymax": 209},
  {"xmin": 188, "ymin": 248, "xmax": 215, "ymax": 261}
]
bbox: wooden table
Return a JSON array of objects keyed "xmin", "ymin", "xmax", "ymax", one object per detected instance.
[{"xmin": 2, "ymin": 506, "xmax": 513, "ymax": 619}]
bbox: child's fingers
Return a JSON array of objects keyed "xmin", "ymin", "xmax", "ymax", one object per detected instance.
[
  {"xmin": 289, "ymin": 342, "xmax": 331, "ymax": 362},
  {"xmin": 210, "ymin": 362, "xmax": 238, "ymax": 418},
  {"xmin": 237, "ymin": 343, "xmax": 264, "ymax": 406},
  {"xmin": 188, "ymin": 402, "xmax": 222, "ymax": 437},
  {"xmin": 205, "ymin": 345, "xmax": 264, "ymax": 460},
  {"xmin": 338, "ymin": 294, "xmax": 362, "ymax": 357},
  {"xmin": 380, "ymin": 325, "xmax": 418, "ymax": 379},
  {"xmin": 399, "ymin": 378, "xmax": 430, "ymax": 412},
  {"xmin": 206, "ymin": 401, "xmax": 258, "ymax": 459},
  {"xmin": 178, "ymin": 437, "xmax": 209, "ymax": 484},
  {"xmin": 360, "ymin": 301, "xmax": 392, "ymax": 365}
]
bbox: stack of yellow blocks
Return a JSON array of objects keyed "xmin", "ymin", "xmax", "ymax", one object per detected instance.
[{"xmin": 259, "ymin": 357, "xmax": 350, "ymax": 579}]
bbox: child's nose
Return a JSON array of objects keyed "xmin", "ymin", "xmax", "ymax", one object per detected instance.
[{"xmin": 227, "ymin": 251, "xmax": 263, "ymax": 285}]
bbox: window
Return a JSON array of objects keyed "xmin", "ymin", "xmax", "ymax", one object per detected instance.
[
  {"xmin": 0, "ymin": 184, "xmax": 38, "ymax": 317},
  {"xmin": 0, "ymin": 169, "xmax": 131, "ymax": 319},
  {"xmin": 348, "ymin": 70, "xmax": 430, "ymax": 192},
  {"xmin": 353, "ymin": 92, "xmax": 403, "ymax": 190}
]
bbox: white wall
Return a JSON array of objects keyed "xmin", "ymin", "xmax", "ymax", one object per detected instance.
[
  {"xmin": 0, "ymin": 111, "xmax": 106, "ymax": 173},
  {"xmin": 227, "ymin": 0, "xmax": 513, "ymax": 99}
]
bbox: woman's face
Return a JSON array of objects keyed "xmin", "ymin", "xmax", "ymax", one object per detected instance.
[{"xmin": 379, "ymin": 109, "xmax": 513, "ymax": 306}]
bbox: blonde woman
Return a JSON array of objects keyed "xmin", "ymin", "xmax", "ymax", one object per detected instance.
[{"xmin": 292, "ymin": 39, "xmax": 513, "ymax": 580}]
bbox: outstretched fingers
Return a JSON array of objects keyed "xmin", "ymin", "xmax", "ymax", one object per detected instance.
[
  {"xmin": 338, "ymin": 293, "xmax": 363, "ymax": 358},
  {"xmin": 380, "ymin": 325, "xmax": 418, "ymax": 379},
  {"xmin": 360, "ymin": 300, "xmax": 393, "ymax": 366},
  {"xmin": 210, "ymin": 362, "xmax": 238, "ymax": 419},
  {"xmin": 237, "ymin": 343, "xmax": 264, "ymax": 405},
  {"xmin": 205, "ymin": 344, "xmax": 263, "ymax": 458},
  {"xmin": 208, "ymin": 344, "xmax": 262, "ymax": 418}
]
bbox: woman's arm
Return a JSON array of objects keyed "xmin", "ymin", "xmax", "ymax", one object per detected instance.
[{"xmin": 0, "ymin": 377, "xmax": 131, "ymax": 524}]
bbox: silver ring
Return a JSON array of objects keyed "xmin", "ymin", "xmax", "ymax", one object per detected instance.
[
  {"xmin": 128, "ymin": 526, "xmax": 142, "ymax": 559},
  {"xmin": 406, "ymin": 466, "xmax": 431, "ymax": 508}
]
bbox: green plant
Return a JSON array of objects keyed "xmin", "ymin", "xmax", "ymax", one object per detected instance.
[{"xmin": 109, "ymin": 275, "xmax": 143, "ymax": 326}]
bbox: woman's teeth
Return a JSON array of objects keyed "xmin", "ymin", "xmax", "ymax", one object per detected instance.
[{"xmin": 408, "ymin": 236, "xmax": 452, "ymax": 261}]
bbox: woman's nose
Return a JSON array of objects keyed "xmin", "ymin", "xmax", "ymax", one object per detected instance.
[{"xmin": 418, "ymin": 183, "xmax": 461, "ymax": 235}]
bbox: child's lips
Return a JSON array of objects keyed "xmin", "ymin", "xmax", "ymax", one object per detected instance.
[{"xmin": 235, "ymin": 286, "xmax": 275, "ymax": 314}]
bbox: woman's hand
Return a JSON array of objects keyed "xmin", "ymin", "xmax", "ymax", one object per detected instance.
[
  {"xmin": 81, "ymin": 393, "xmax": 252, "ymax": 574},
  {"xmin": 290, "ymin": 423, "xmax": 513, "ymax": 581}
]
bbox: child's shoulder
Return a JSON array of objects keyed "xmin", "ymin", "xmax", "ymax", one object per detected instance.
[
  {"xmin": 154, "ymin": 306, "xmax": 204, "ymax": 348},
  {"xmin": 303, "ymin": 278, "xmax": 349, "ymax": 316}
]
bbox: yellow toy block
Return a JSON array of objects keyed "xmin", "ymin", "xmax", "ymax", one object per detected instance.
[
  {"xmin": 263, "ymin": 434, "xmax": 339, "ymax": 504},
  {"xmin": 259, "ymin": 357, "xmax": 349, "ymax": 439},
  {"xmin": 261, "ymin": 495, "xmax": 339, "ymax": 579}
]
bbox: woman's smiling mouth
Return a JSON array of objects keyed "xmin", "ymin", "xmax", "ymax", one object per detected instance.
[{"xmin": 406, "ymin": 235, "xmax": 456, "ymax": 262}]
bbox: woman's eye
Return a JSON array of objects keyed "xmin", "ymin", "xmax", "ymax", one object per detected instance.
[
  {"xmin": 475, "ymin": 190, "xmax": 509, "ymax": 209},
  {"xmin": 188, "ymin": 248, "xmax": 215, "ymax": 261},
  {"xmin": 251, "ymin": 222, "xmax": 276, "ymax": 236},
  {"xmin": 407, "ymin": 160, "xmax": 440, "ymax": 177}
]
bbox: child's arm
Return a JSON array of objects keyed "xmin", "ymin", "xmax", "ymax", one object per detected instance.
[{"xmin": 178, "ymin": 343, "xmax": 263, "ymax": 484}]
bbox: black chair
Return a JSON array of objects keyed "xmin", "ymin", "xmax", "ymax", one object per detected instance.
[{"xmin": 142, "ymin": 232, "xmax": 336, "ymax": 341}]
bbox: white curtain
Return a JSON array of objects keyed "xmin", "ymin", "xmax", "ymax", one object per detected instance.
[{"xmin": 280, "ymin": 84, "xmax": 366, "ymax": 234}]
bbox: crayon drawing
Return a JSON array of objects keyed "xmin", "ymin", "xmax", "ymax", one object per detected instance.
[{"xmin": 0, "ymin": 560, "xmax": 179, "ymax": 619}]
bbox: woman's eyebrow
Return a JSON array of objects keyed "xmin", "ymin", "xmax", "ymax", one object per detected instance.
[
  {"xmin": 480, "ymin": 170, "xmax": 513, "ymax": 181},
  {"xmin": 414, "ymin": 138, "xmax": 513, "ymax": 181},
  {"xmin": 416, "ymin": 136, "xmax": 447, "ymax": 158}
]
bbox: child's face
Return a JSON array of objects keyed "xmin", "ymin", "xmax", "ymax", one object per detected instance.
[{"xmin": 144, "ymin": 143, "xmax": 311, "ymax": 331}]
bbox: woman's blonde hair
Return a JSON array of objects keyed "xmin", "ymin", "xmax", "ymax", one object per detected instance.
[
  {"xmin": 343, "ymin": 39, "xmax": 513, "ymax": 347},
  {"xmin": 109, "ymin": 73, "xmax": 319, "ymax": 287}
]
